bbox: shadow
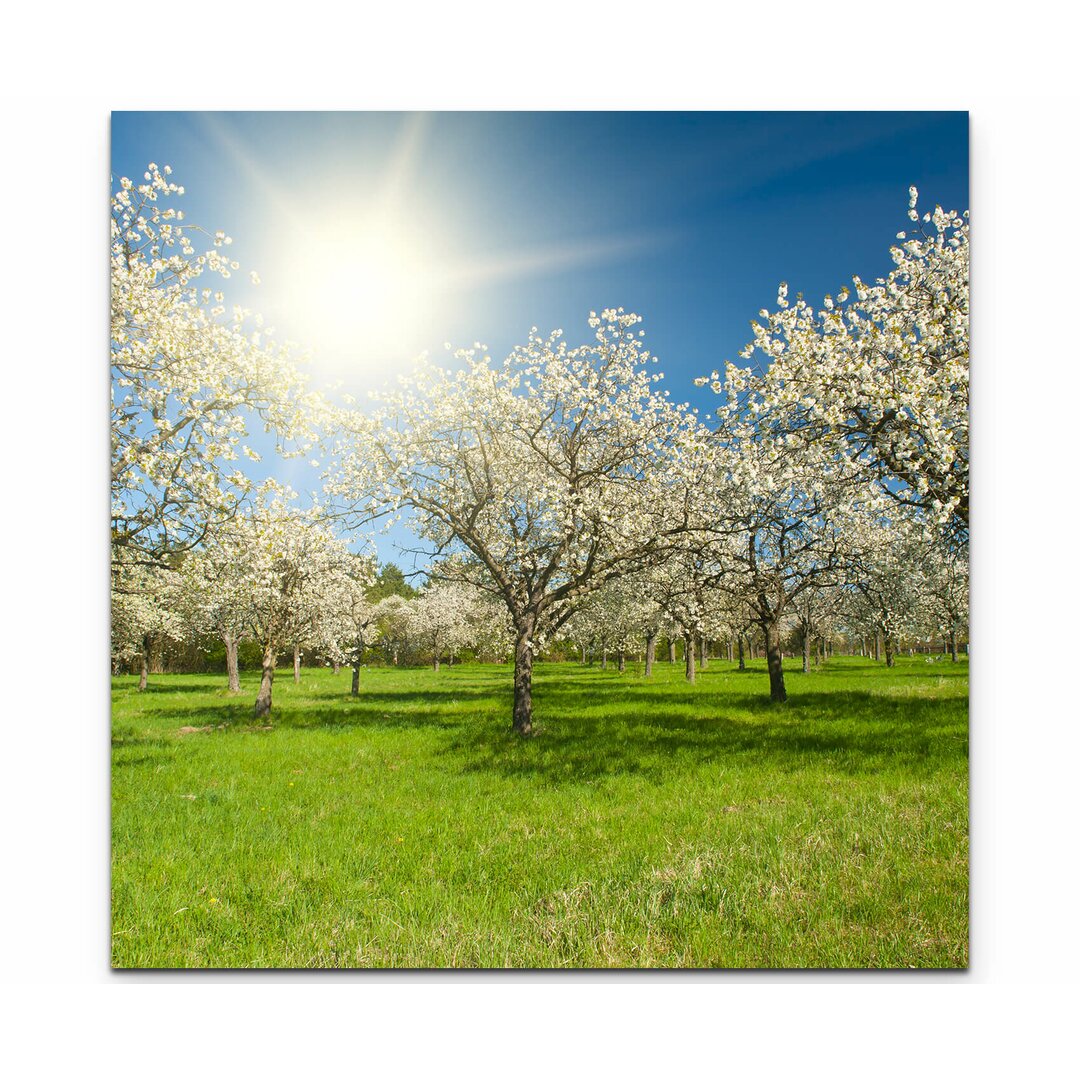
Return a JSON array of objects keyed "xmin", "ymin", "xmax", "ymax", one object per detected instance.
[
  {"xmin": 272, "ymin": 688, "xmax": 504, "ymax": 733},
  {"xmin": 439, "ymin": 679, "xmax": 968, "ymax": 787},
  {"xmin": 113, "ymin": 678, "xmax": 235, "ymax": 695}
]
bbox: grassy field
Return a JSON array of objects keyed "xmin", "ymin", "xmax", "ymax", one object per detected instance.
[{"xmin": 111, "ymin": 654, "xmax": 968, "ymax": 969}]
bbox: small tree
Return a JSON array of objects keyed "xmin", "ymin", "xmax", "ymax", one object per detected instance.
[
  {"xmin": 112, "ymin": 556, "xmax": 185, "ymax": 689},
  {"xmin": 924, "ymin": 547, "xmax": 969, "ymax": 661},
  {"xmin": 406, "ymin": 582, "xmax": 471, "ymax": 672},
  {"xmin": 195, "ymin": 488, "xmax": 355, "ymax": 719},
  {"xmin": 840, "ymin": 511, "xmax": 932, "ymax": 668},
  {"xmin": 321, "ymin": 556, "xmax": 381, "ymax": 695},
  {"xmin": 179, "ymin": 544, "xmax": 252, "ymax": 692}
]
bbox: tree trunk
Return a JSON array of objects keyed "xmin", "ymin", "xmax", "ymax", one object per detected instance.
[
  {"xmin": 802, "ymin": 631, "xmax": 810, "ymax": 674},
  {"xmin": 737, "ymin": 635, "xmax": 746, "ymax": 672},
  {"xmin": 668, "ymin": 639, "xmax": 676, "ymax": 663},
  {"xmin": 764, "ymin": 622, "xmax": 787, "ymax": 703},
  {"xmin": 138, "ymin": 636, "xmax": 149, "ymax": 692},
  {"xmin": 333, "ymin": 660, "xmax": 341, "ymax": 675},
  {"xmin": 581, "ymin": 645, "xmax": 586, "ymax": 665},
  {"xmin": 224, "ymin": 633, "xmax": 240, "ymax": 693},
  {"xmin": 950, "ymin": 629, "xmax": 958, "ymax": 663},
  {"xmin": 728, "ymin": 640, "xmax": 734, "ymax": 663},
  {"xmin": 874, "ymin": 633, "xmax": 882, "ymax": 662},
  {"xmin": 601, "ymin": 648, "xmax": 608, "ymax": 671},
  {"xmin": 617, "ymin": 649, "xmax": 626, "ymax": 673},
  {"xmin": 699, "ymin": 637, "xmax": 708, "ymax": 669},
  {"xmin": 684, "ymin": 633, "xmax": 696, "ymax": 684},
  {"xmin": 644, "ymin": 632, "xmax": 656, "ymax": 678},
  {"xmin": 255, "ymin": 645, "xmax": 276, "ymax": 720},
  {"xmin": 351, "ymin": 663, "xmax": 360, "ymax": 696},
  {"xmin": 433, "ymin": 652, "xmax": 440, "ymax": 672},
  {"xmin": 512, "ymin": 618, "xmax": 535, "ymax": 736},
  {"xmin": 293, "ymin": 643, "xmax": 301, "ymax": 682},
  {"xmin": 885, "ymin": 634, "xmax": 896, "ymax": 668}
]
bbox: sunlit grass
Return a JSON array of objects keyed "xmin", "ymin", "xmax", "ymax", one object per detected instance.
[{"xmin": 112, "ymin": 655, "xmax": 968, "ymax": 968}]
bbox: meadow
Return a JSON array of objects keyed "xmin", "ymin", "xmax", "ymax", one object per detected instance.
[{"xmin": 111, "ymin": 655, "xmax": 968, "ymax": 969}]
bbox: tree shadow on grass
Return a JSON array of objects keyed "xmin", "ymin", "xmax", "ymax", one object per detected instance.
[
  {"xmin": 112, "ymin": 667, "xmax": 968, "ymax": 788},
  {"xmin": 689, "ymin": 661, "xmax": 968, "ymax": 682},
  {"xmin": 114, "ymin": 686, "xmax": 503, "ymax": 738},
  {"xmin": 439, "ymin": 683, "xmax": 968, "ymax": 786},
  {"xmin": 271, "ymin": 689, "xmax": 504, "ymax": 732},
  {"xmin": 113, "ymin": 678, "xmax": 235, "ymax": 695}
]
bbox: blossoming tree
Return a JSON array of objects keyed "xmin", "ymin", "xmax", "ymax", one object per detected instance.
[
  {"xmin": 111, "ymin": 164, "xmax": 317, "ymax": 567},
  {"xmin": 111, "ymin": 555, "xmax": 185, "ymax": 690},
  {"xmin": 192, "ymin": 487, "xmax": 358, "ymax": 718},
  {"xmin": 703, "ymin": 432, "xmax": 848, "ymax": 702},
  {"xmin": 179, "ymin": 541, "xmax": 253, "ymax": 692},
  {"xmin": 331, "ymin": 310, "xmax": 705, "ymax": 734},
  {"xmin": 698, "ymin": 190, "xmax": 969, "ymax": 545},
  {"xmin": 405, "ymin": 582, "xmax": 473, "ymax": 671},
  {"xmin": 839, "ymin": 510, "xmax": 934, "ymax": 668},
  {"xmin": 319, "ymin": 557, "xmax": 384, "ymax": 695}
]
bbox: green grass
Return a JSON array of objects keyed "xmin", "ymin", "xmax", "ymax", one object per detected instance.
[{"xmin": 111, "ymin": 655, "xmax": 968, "ymax": 968}]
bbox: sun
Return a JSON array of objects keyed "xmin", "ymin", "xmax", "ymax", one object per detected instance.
[{"xmin": 267, "ymin": 207, "xmax": 440, "ymax": 376}]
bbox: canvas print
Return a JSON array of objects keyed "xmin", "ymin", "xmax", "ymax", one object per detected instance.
[{"xmin": 111, "ymin": 112, "xmax": 969, "ymax": 968}]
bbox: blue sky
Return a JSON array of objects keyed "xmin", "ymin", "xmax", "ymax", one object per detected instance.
[{"xmin": 112, "ymin": 111, "xmax": 969, "ymax": 570}]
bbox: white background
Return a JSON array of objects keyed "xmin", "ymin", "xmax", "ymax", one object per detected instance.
[{"xmin": 1, "ymin": 2, "xmax": 1076, "ymax": 1074}]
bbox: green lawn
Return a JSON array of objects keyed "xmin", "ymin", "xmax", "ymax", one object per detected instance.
[{"xmin": 111, "ymin": 655, "xmax": 968, "ymax": 968}]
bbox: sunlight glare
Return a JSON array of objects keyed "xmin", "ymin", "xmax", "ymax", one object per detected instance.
[{"xmin": 269, "ymin": 207, "xmax": 439, "ymax": 377}]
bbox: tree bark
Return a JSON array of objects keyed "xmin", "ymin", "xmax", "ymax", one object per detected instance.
[
  {"xmin": 668, "ymin": 639, "xmax": 676, "ymax": 663},
  {"xmin": 737, "ymin": 635, "xmax": 746, "ymax": 672},
  {"xmin": 601, "ymin": 648, "xmax": 608, "ymax": 671},
  {"xmin": 884, "ymin": 634, "xmax": 896, "ymax": 668},
  {"xmin": 699, "ymin": 637, "xmax": 708, "ymax": 669},
  {"xmin": 764, "ymin": 622, "xmax": 787, "ymax": 703},
  {"xmin": 802, "ymin": 631, "xmax": 810, "ymax": 674},
  {"xmin": 874, "ymin": 633, "xmax": 882, "ymax": 662},
  {"xmin": 512, "ymin": 618, "xmax": 535, "ymax": 736},
  {"xmin": 644, "ymin": 632, "xmax": 656, "ymax": 678},
  {"xmin": 617, "ymin": 649, "xmax": 626, "ymax": 673},
  {"xmin": 224, "ymin": 633, "xmax": 240, "ymax": 693},
  {"xmin": 255, "ymin": 645, "xmax": 276, "ymax": 720},
  {"xmin": 950, "ymin": 629, "xmax": 958, "ymax": 663},
  {"xmin": 351, "ymin": 663, "xmax": 360, "ymax": 696},
  {"xmin": 684, "ymin": 633, "xmax": 696, "ymax": 683},
  {"xmin": 293, "ymin": 643, "xmax": 301, "ymax": 682},
  {"xmin": 333, "ymin": 660, "xmax": 341, "ymax": 675},
  {"xmin": 580, "ymin": 645, "xmax": 586, "ymax": 665}
]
